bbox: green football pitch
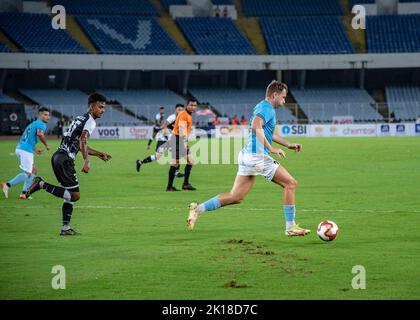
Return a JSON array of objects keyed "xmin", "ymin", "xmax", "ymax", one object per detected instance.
[{"xmin": 0, "ymin": 137, "xmax": 419, "ymax": 299}]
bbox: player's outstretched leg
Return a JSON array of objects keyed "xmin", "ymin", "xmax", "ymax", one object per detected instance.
[
  {"xmin": 20, "ymin": 173, "xmax": 36, "ymax": 200},
  {"xmin": 271, "ymin": 165, "xmax": 310, "ymax": 237},
  {"xmin": 1, "ymin": 181, "xmax": 10, "ymax": 198},
  {"xmin": 27, "ymin": 177, "xmax": 79, "ymax": 235},
  {"xmin": 136, "ymin": 154, "xmax": 159, "ymax": 173},
  {"xmin": 2, "ymin": 172, "xmax": 28, "ymax": 199},
  {"xmin": 187, "ymin": 175, "xmax": 255, "ymax": 230}
]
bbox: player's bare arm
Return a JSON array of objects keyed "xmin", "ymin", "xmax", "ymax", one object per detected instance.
[
  {"xmin": 87, "ymin": 146, "xmax": 112, "ymax": 161},
  {"xmin": 80, "ymin": 130, "xmax": 90, "ymax": 173},
  {"xmin": 252, "ymin": 115, "xmax": 286, "ymax": 158},
  {"xmin": 37, "ymin": 128, "xmax": 50, "ymax": 150},
  {"xmin": 272, "ymin": 132, "xmax": 302, "ymax": 152},
  {"xmin": 179, "ymin": 120, "xmax": 188, "ymax": 146}
]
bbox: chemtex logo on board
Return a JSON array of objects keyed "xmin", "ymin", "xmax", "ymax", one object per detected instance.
[{"xmin": 342, "ymin": 127, "xmax": 376, "ymax": 135}]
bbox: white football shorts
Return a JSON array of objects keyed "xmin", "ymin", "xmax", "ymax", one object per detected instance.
[
  {"xmin": 237, "ymin": 151, "xmax": 279, "ymax": 181},
  {"xmin": 15, "ymin": 148, "xmax": 34, "ymax": 173}
]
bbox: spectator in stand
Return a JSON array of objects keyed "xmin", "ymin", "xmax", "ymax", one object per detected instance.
[
  {"xmin": 223, "ymin": 6, "xmax": 228, "ymax": 18},
  {"xmin": 56, "ymin": 117, "xmax": 65, "ymax": 138},
  {"xmin": 416, "ymin": 115, "xmax": 420, "ymax": 124},
  {"xmin": 240, "ymin": 115, "xmax": 247, "ymax": 125},
  {"xmin": 215, "ymin": 5, "xmax": 221, "ymax": 17},
  {"xmin": 389, "ymin": 111, "xmax": 401, "ymax": 123},
  {"xmin": 213, "ymin": 116, "xmax": 221, "ymax": 125},
  {"xmin": 231, "ymin": 115, "xmax": 239, "ymax": 125}
]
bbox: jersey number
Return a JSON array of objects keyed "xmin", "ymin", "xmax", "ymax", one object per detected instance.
[{"xmin": 64, "ymin": 120, "xmax": 81, "ymax": 137}]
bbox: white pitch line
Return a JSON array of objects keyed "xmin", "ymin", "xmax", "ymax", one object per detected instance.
[{"xmin": 1, "ymin": 205, "xmax": 420, "ymax": 214}]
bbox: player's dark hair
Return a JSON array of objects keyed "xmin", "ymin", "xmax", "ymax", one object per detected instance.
[
  {"xmin": 88, "ymin": 92, "xmax": 106, "ymax": 105},
  {"xmin": 175, "ymin": 103, "xmax": 184, "ymax": 109},
  {"xmin": 38, "ymin": 107, "xmax": 49, "ymax": 113},
  {"xmin": 187, "ymin": 98, "xmax": 198, "ymax": 105},
  {"xmin": 160, "ymin": 106, "xmax": 165, "ymax": 110}
]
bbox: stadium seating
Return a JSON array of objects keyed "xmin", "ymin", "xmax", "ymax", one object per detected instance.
[
  {"xmin": 260, "ymin": 16, "xmax": 355, "ymax": 54},
  {"xmin": 161, "ymin": 0, "xmax": 187, "ymax": 7},
  {"xmin": 0, "ymin": 42, "xmax": 11, "ymax": 52},
  {"xmin": 19, "ymin": 89, "xmax": 140, "ymax": 126},
  {"xmin": 190, "ymin": 88, "xmax": 297, "ymax": 123},
  {"xmin": 366, "ymin": 14, "xmax": 420, "ymax": 53},
  {"xmin": 0, "ymin": 13, "xmax": 86, "ymax": 54},
  {"xmin": 162, "ymin": 0, "xmax": 232, "ymax": 7},
  {"xmin": 385, "ymin": 85, "xmax": 420, "ymax": 121},
  {"xmin": 291, "ymin": 87, "xmax": 383, "ymax": 122},
  {"xmin": 98, "ymin": 89, "xmax": 186, "ymax": 122},
  {"xmin": 212, "ymin": 0, "xmax": 233, "ymax": 4},
  {"xmin": 76, "ymin": 16, "xmax": 183, "ymax": 54},
  {"xmin": 242, "ymin": 0, "xmax": 343, "ymax": 17},
  {"xmin": 51, "ymin": 0, "xmax": 158, "ymax": 16},
  {"xmin": 0, "ymin": 93, "xmax": 16, "ymax": 104},
  {"xmin": 176, "ymin": 17, "xmax": 256, "ymax": 54}
]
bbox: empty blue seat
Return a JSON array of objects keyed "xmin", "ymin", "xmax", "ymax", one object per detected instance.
[
  {"xmin": 260, "ymin": 16, "xmax": 355, "ymax": 54},
  {"xmin": 176, "ymin": 17, "xmax": 256, "ymax": 54},
  {"xmin": 76, "ymin": 16, "xmax": 183, "ymax": 54},
  {"xmin": 51, "ymin": 0, "xmax": 158, "ymax": 16},
  {"xmin": 0, "ymin": 13, "xmax": 86, "ymax": 53},
  {"xmin": 366, "ymin": 14, "xmax": 420, "ymax": 53},
  {"xmin": 0, "ymin": 42, "xmax": 11, "ymax": 52},
  {"xmin": 242, "ymin": 0, "xmax": 343, "ymax": 17}
]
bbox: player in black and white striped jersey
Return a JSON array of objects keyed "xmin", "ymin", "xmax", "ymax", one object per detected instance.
[
  {"xmin": 147, "ymin": 106, "xmax": 165, "ymax": 150},
  {"xmin": 27, "ymin": 93, "xmax": 112, "ymax": 236},
  {"xmin": 136, "ymin": 104, "xmax": 184, "ymax": 178}
]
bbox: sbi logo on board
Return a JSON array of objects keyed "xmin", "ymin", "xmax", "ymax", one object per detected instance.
[
  {"xmin": 98, "ymin": 127, "xmax": 120, "ymax": 138},
  {"xmin": 380, "ymin": 124, "xmax": 390, "ymax": 133},
  {"xmin": 396, "ymin": 124, "xmax": 406, "ymax": 135},
  {"xmin": 281, "ymin": 125, "xmax": 307, "ymax": 135}
]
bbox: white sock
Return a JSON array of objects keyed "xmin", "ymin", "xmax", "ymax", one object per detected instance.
[
  {"xmin": 61, "ymin": 225, "xmax": 70, "ymax": 231},
  {"xmin": 151, "ymin": 155, "xmax": 156, "ymax": 161},
  {"xmin": 39, "ymin": 181, "xmax": 44, "ymax": 188},
  {"xmin": 286, "ymin": 221, "xmax": 295, "ymax": 229},
  {"xmin": 196, "ymin": 203, "xmax": 205, "ymax": 214}
]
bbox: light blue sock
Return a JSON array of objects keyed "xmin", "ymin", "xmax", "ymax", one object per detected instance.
[
  {"xmin": 197, "ymin": 196, "xmax": 221, "ymax": 213},
  {"xmin": 23, "ymin": 174, "xmax": 35, "ymax": 192},
  {"xmin": 283, "ymin": 205, "xmax": 296, "ymax": 229},
  {"xmin": 8, "ymin": 172, "xmax": 27, "ymax": 187}
]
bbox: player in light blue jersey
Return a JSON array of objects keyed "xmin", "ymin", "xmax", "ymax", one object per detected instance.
[
  {"xmin": 2, "ymin": 107, "xmax": 50, "ymax": 199},
  {"xmin": 186, "ymin": 80, "xmax": 310, "ymax": 237}
]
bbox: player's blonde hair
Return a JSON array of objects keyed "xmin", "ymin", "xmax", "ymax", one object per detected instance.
[{"xmin": 266, "ymin": 80, "xmax": 288, "ymax": 98}]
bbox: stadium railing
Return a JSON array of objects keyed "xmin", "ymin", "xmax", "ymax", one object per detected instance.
[{"xmin": 23, "ymin": 102, "xmax": 420, "ymax": 126}]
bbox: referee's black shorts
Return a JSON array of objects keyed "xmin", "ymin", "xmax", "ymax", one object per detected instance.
[
  {"xmin": 51, "ymin": 150, "xmax": 80, "ymax": 192},
  {"xmin": 169, "ymin": 135, "xmax": 189, "ymax": 160}
]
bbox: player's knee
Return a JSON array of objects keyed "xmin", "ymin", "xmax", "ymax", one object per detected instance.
[
  {"xmin": 287, "ymin": 178, "xmax": 298, "ymax": 190},
  {"xmin": 71, "ymin": 192, "xmax": 80, "ymax": 202}
]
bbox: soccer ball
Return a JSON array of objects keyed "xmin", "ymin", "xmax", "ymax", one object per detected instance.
[{"xmin": 317, "ymin": 220, "xmax": 339, "ymax": 241}]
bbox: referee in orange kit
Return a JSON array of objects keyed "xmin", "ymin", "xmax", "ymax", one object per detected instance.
[{"xmin": 166, "ymin": 98, "xmax": 197, "ymax": 191}]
